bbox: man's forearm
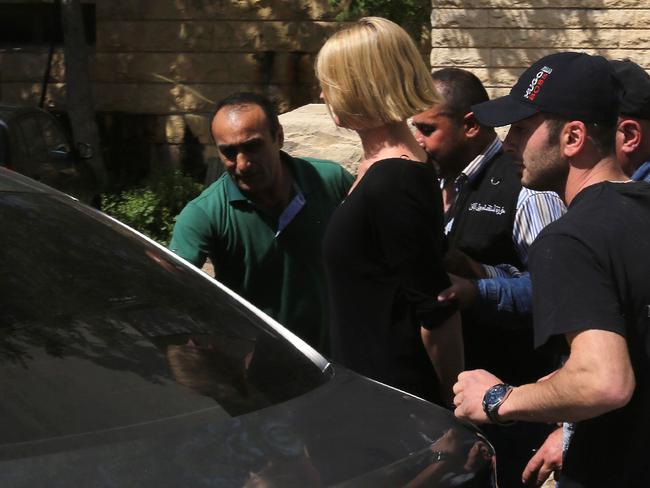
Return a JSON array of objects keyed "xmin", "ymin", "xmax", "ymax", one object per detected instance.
[
  {"xmin": 454, "ymin": 329, "xmax": 635, "ymax": 425},
  {"xmin": 498, "ymin": 371, "xmax": 595, "ymax": 423},
  {"xmin": 499, "ymin": 331, "xmax": 635, "ymax": 423}
]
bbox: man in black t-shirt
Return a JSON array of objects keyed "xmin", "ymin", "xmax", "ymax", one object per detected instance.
[{"xmin": 453, "ymin": 52, "xmax": 650, "ymax": 488}]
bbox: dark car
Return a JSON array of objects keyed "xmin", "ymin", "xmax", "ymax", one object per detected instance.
[
  {"xmin": 0, "ymin": 167, "xmax": 496, "ymax": 488},
  {"xmin": 0, "ymin": 104, "xmax": 97, "ymax": 203}
]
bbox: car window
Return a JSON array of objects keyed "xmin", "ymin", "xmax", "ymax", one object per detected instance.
[
  {"xmin": 37, "ymin": 113, "xmax": 70, "ymax": 153},
  {"xmin": 16, "ymin": 115, "xmax": 47, "ymax": 161},
  {"xmin": 0, "ymin": 192, "xmax": 329, "ymax": 448}
]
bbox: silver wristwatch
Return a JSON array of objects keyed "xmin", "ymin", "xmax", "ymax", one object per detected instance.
[{"xmin": 482, "ymin": 383, "xmax": 514, "ymax": 425}]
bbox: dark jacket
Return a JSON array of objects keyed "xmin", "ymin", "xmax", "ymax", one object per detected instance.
[{"xmin": 447, "ymin": 150, "xmax": 522, "ymax": 269}]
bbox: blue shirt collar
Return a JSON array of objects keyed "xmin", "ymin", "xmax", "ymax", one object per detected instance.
[{"xmin": 632, "ymin": 161, "xmax": 650, "ymax": 183}]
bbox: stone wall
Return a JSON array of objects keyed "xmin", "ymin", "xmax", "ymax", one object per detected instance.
[
  {"xmin": 430, "ymin": 0, "xmax": 650, "ymax": 100},
  {"xmin": 92, "ymin": 0, "xmax": 343, "ymax": 182},
  {"xmin": 279, "ymin": 103, "xmax": 362, "ymax": 174},
  {"xmin": 0, "ymin": 0, "xmax": 343, "ymax": 184},
  {"xmin": 3, "ymin": 1, "xmax": 649, "ymax": 182}
]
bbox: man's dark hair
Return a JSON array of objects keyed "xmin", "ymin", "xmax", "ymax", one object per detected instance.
[
  {"xmin": 213, "ymin": 92, "xmax": 280, "ymax": 136},
  {"xmin": 431, "ymin": 68, "xmax": 490, "ymax": 122},
  {"xmin": 545, "ymin": 114, "xmax": 617, "ymax": 157}
]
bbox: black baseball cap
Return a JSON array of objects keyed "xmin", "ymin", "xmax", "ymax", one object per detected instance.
[
  {"xmin": 610, "ymin": 59, "xmax": 650, "ymax": 120},
  {"xmin": 472, "ymin": 52, "xmax": 620, "ymax": 127}
]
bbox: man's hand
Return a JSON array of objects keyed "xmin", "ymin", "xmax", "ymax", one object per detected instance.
[
  {"xmin": 522, "ymin": 426, "xmax": 563, "ymax": 486},
  {"xmin": 444, "ymin": 249, "xmax": 487, "ymax": 279},
  {"xmin": 453, "ymin": 369, "xmax": 504, "ymax": 424},
  {"xmin": 438, "ymin": 273, "xmax": 479, "ymax": 310}
]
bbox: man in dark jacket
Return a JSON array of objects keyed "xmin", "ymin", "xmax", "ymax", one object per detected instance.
[{"xmin": 413, "ymin": 68, "xmax": 565, "ymax": 487}]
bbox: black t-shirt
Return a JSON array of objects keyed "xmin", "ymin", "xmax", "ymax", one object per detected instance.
[
  {"xmin": 323, "ymin": 158, "xmax": 452, "ymax": 403},
  {"xmin": 529, "ymin": 181, "xmax": 650, "ymax": 488}
]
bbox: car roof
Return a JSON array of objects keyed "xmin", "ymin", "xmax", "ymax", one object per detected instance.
[{"xmin": 0, "ymin": 166, "xmax": 57, "ymax": 193}]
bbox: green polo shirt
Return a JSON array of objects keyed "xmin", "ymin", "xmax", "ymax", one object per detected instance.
[{"xmin": 170, "ymin": 153, "xmax": 353, "ymax": 353}]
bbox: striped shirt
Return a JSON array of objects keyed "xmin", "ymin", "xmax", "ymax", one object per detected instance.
[{"xmin": 441, "ymin": 138, "xmax": 566, "ymax": 277}]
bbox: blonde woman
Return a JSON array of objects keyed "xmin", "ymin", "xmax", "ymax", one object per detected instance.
[{"xmin": 316, "ymin": 17, "xmax": 462, "ymax": 406}]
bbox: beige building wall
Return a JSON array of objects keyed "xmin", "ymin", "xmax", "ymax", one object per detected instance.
[
  {"xmin": 430, "ymin": 0, "xmax": 650, "ymax": 100},
  {"xmin": 0, "ymin": 0, "xmax": 342, "ymax": 179},
  {"xmin": 4, "ymin": 1, "xmax": 649, "ymax": 177}
]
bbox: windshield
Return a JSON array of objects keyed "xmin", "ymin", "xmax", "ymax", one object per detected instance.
[{"xmin": 0, "ymin": 192, "xmax": 328, "ymax": 450}]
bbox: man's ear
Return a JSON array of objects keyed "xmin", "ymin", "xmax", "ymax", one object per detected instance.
[
  {"xmin": 562, "ymin": 121, "xmax": 588, "ymax": 158},
  {"xmin": 463, "ymin": 112, "xmax": 481, "ymax": 139},
  {"xmin": 617, "ymin": 118, "xmax": 642, "ymax": 154}
]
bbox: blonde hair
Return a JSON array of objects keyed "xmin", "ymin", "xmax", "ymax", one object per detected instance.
[{"xmin": 315, "ymin": 17, "xmax": 440, "ymax": 130}]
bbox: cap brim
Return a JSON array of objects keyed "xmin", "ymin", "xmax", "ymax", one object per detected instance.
[{"xmin": 472, "ymin": 95, "xmax": 539, "ymax": 127}]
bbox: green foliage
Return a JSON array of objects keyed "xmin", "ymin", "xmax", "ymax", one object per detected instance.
[
  {"xmin": 329, "ymin": 0, "xmax": 430, "ymax": 42},
  {"xmin": 102, "ymin": 171, "xmax": 203, "ymax": 245}
]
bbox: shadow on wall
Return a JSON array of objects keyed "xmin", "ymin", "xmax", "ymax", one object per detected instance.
[
  {"xmin": 95, "ymin": 0, "xmax": 345, "ymax": 113},
  {"xmin": 431, "ymin": 0, "xmax": 608, "ymax": 93},
  {"xmin": 91, "ymin": 0, "xmax": 348, "ymax": 185}
]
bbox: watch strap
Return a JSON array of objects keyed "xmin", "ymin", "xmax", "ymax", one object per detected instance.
[{"xmin": 483, "ymin": 383, "xmax": 515, "ymax": 425}]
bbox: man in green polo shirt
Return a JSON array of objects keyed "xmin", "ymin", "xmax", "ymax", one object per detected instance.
[{"xmin": 170, "ymin": 92, "xmax": 353, "ymax": 354}]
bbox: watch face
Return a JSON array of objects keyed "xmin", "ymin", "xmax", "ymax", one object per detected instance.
[{"xmin": 484, "ymin": 384, "xmax": 508, "ymax": 408}]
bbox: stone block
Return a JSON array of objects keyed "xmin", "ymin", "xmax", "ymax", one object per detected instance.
[
  {"xmin": 432, "ymin": 28, "xmax": 650, "ymax": 49},
  {"xmin": 431, "ymin": 47, "xmax": 650, "ymax": 75},
  {"xmin": 455, "ymin": 67, "xmax": 522, "ymax": 87},
  {"xmin": 0, "ymin": 82, "xmax": 65, "ymax": 107},
  {"xmin": 274, "ymin": 52, "xmax": 318, "ymax": 85},
  {"xmin": 430, "ymin": 47, "xmax": 491, "ymax": 67},
  {"xmin": 97, "ymin": 20, "xmax": 339, "ymax": 52},
  {"xmin": 97, "ymin": 21, "xmax": 216, "ymax": 52},
  {"xmin": 91, "ymin": 51, "xmax": 317, "ymax": 86},
  {"xmin": 434, "ymin": 8, "xmax": 650, "ymax": 29},
  {"xmin": 91, "ymin": 52, "xmax": 136, "ymax": 83},
  {"xmin": 489, "ymin": 9, "xmax": 650, "ymax": 29},
  {"xmin": 0, "ymin": 50, "xmax": 66, "ymax": 83},
  {"xmin": 432, "ymin": 8, "xmax": 490, "ymax": 28},
  {"xmin": 92, "ymin": 52, "xmax": 254, "ymax": 83},
  {"xmin": 135, "ymin": 83, "xmax": 221, "ymax": 112},
  {"xmin": 250, "ymin": 20, "xmax": 339, "ymax": 51},
  {"xmin": 433, "ymin": 46, "xmax": 585, "ymax": 69},
  {"xmin": 93, "ymin": 82, "xmax": 315, "ymax": 114},
  {"xmin": 432, "ymin": 0, "xmax": 650, "ymax": 8},
  {"xmin": 93, "ymin": 82, "xmax": 139, "ymax": 111},
  {"xmin": 97, "ymin": 0, "xmax": 334, "ymax": 21},
  {"xmin": 279, "ymin": 103, "xmax": 362, "ymax": 174}
]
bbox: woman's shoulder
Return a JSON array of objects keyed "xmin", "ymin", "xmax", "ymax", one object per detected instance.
[
  {"xmin": 365, "ymin": 158, "xmax": 434, "ymax": 186},
  {"xmin": 368, "ymin": 157, "xmax": 432, "ymax": 177},
  {"xmin": 358, "ymin": 158, "xmax": 436, "ymax": 203}
]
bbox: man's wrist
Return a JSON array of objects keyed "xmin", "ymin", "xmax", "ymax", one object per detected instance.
[
  {"xmin": 493, "ymin": 385, "xmax": 517, "ymax": 423},
  {"xmin": 483, "ymin": 383, "xmax": 516, "ymax": 425}
]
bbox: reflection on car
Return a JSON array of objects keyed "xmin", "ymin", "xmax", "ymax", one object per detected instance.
[
  {"xmin": 0, "ymin": 167, "xmax": 496, "ymax": 487},
  {"xmin": 0, "ymin": 104, "xmax": 96, "ymax": 203}
]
